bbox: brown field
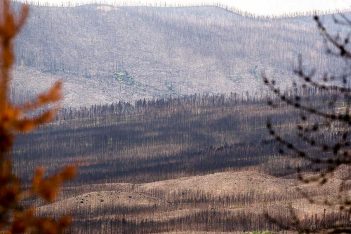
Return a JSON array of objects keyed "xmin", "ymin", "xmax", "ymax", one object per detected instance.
[{"xmin": 37, "ymin": 167, "xmax": 349, "ymax": 233}]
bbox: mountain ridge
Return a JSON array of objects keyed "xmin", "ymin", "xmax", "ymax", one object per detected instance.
[{"xmin": 14, "ymin": 0, "xmax": 351, "ymax": 18}]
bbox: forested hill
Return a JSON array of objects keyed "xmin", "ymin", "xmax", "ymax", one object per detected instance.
[{"xmin": 12, "ymin": 4, "xmax": 340, "ymax": 107}]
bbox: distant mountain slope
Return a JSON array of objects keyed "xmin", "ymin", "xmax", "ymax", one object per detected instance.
[{"xmin": 13, "ymin": 4, "xmax": 340, "ymax": 107}]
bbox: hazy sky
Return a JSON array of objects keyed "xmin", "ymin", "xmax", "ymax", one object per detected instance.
[{"xmin": 18, "ymin": 0, "xmax": 351, "ymax": 16}]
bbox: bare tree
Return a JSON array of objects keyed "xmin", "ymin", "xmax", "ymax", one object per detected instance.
[{"xmin": 263, "ymin": 14, "xmax": 351, "ymax": 233}]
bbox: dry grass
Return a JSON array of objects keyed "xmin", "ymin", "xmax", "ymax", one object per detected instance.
[
  {"xmin": 37, "ymin": 168, "xmax": 347, "ymax": 231},
  {"xmin": 139, "ymin": 170, "xmax": 296, "ymax": 196}
]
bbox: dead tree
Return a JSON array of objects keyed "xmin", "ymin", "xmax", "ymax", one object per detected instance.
[{"xmin": 263, "ymin": 14, "xmax": 351, "ymax": 233}]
